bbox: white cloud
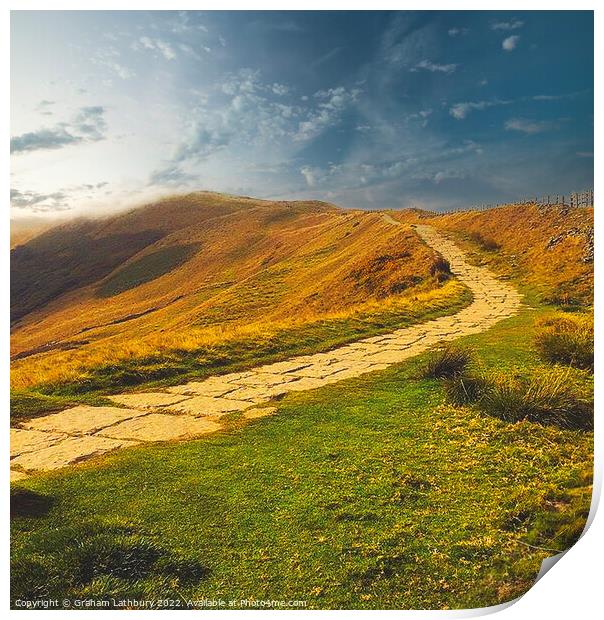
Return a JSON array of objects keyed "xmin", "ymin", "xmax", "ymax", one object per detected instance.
[
  {"xmin": 433, "ymin": 170, "xmax": 465, "ymax": 184},
  {"xmin": 300, "ymin": 166, "xmax": 320, "ymax": 187},
  {"xmin": 407, "ymin": 109, "xmax": 433, "ymax": 127},
  {"xmin": 504, "ymin": 118, "xmax": 553, "ymax": 134},
  {"xmin": 502, "ymin": 35, "xmax": 520, "ymax": 51},
  {"xmin": 271, "ymin": 83, "xmax": 289, "ymax": 96},
  {"xmin": 448, "ymin": 27, "xmax": 468, "ymax": 37},
  {"xmin": 294, "ymin": 86, "xmax": 360, "ymax": 142},
  {"xmin": 94, "ymin": 47, "xmax": 135, "ymax": 79},
  {"xmin": 491, "ymin": 19, "xmax": 524, "ymax": 31},
  {"xmin": 449, "ymin": 100, "xmax": 494, "ymax": 120},
  {"xmin": 412, "ymin": 59, "xmax": 457, "ymax": 74},
  {"xmin": 134, "ymin": 36, "xmax": 177, "ymax": 60}
]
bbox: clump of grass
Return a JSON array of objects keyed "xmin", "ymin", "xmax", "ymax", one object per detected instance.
[
  {"xmin": 444, "ymin": 371, "xmax": 490, "ymax": 405},
  {"xmin": 468, "ymin": 231, "xmax": 501, "ymax": 251},
  {"xmin": 534, "ymin": 313, "xmax": 593, "ymax": 371},
  {"xmin": 446, "ymin": 367, "xmax": 593, "ymax": 431},
  {"xmin": 429, "ymin": 257, "xmax": 451, "ymax": 282},
  {"xmin": 419, "ymin": 345, "xmax": 473, "ymax": 379}
]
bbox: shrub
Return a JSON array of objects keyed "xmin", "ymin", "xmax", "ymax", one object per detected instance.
[
  {"xmin": 478, "ymin": 368, "xmax": 592, "ymax": 430},
  {"xmin": 444, "ymin": 371, "xmax": 490, "ymax": 405},
  {"xmin": 535, "ymin": 313, "xmax": 593, "ymax": 371},
  {"xmin": 444, "ymin": 366, "xmax": 593, "ymax": 431},
  {"xmin": 420, "ymin": 345, "xmax": 473, "ymax": 379},
  {"xmin": 429, "ymin": 256, "xmax": 451, "ymax": 282},
  {"xmin": 468, "ymin": 231, "xmax": 501, "ymax": 251}
]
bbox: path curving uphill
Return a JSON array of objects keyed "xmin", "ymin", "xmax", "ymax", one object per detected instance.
[{"xmin": 10, "ymin": 225, "xmax": 522, "ymax": 481}]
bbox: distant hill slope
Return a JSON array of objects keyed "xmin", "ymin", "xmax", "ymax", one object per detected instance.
[
  {"xmin": 10, "ymin": 193, "xmax": 271, "ymax": 322},
  {"xmin": 10, "ymin": 192, "xmax": 444, "ymax": 365},
  {"xmin": 10, "ymin": 216, "xmax": 67, "ymax": 249},
  {"xmin": 425, "ymin": 203, "xmax": 594, "ymax": 305}
]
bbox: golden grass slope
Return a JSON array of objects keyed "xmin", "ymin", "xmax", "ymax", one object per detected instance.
[
  {"xmin": 11, "ymin": 192, "xmax": 450, "ymax": 388},
  {"xmin": 421, "ymin": 203, "xmax": 593, "ymax": 304}
]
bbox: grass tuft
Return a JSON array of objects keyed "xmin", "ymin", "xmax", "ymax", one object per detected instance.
[
  {"xmin": 534, "ymin": 312, "xmax": 593, "ymax": 371},
  {"xmin": 419, "ymin": 345, "xmax": 473, "ymax": 379},
  {"xmin": 444, "ymin": 371, "xmax": 490, "ymax": 406},
  {"xmin": 445, "ymin": 366, "xmax": 593, "ymax": 430},
  {"xmin": 468, "ymin": 231, "xmax": 501, "ymax": 251}
]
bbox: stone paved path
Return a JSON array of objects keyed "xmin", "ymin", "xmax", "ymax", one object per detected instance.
[{"xmin": 10, "ymin": 225, "xmax": 522, "ymax": 481}]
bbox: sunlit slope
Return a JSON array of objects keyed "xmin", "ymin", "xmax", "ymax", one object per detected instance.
[
  {"xmin": 417, "ymin": 203, "xmax": 593, "ymax": 305},
  {"xmin": 11, "ymin": 193, "xmax": 445, "ymax": 366}
]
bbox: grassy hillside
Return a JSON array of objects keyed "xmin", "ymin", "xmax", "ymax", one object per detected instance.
[
  {"xmin": 10, "ymin": 216, "xmax": 67, "ymax": 249},
  {"xmin": 11, "ymin": 298, "xmax": 593, "ymax": 609},
  {"xmin": 422, "ymin": 203, "xmax": 594, "ymax": 306},
  {"xmin": 10, "ymin": 194, "xmax": 593, "ymax": 609},
  {"xmin": 11, "ymin": 192, "xmax": 458, "ymax": 395}
]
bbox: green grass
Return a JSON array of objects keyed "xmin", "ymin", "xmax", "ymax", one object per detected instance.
[
  {"xmin": 96, "ymin": 244, "xmax": 200, "ymax": 298},
  {"xmin": 10, "ymin": 303, "xmax": 593, "ymax": 609},
  {"xmin": 13, "ymin": 283, "xmax": 473, "ymax": 421}
]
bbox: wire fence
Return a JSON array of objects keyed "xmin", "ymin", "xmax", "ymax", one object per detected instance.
[{"xmin": 436, "ymin": 188, "xmax": 594, "ymax": 214}]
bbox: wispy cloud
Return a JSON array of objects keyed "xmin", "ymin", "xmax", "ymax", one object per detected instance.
[
  {"xmin": 412, "ymin": 59, "xmax": 457, "ymax": 74},
  {"xmin": 134, "ymin": 36, "xmax": 177, "ymax": 60},
  {"xmin": 448, "ymin": 27, "xmax": 469, "ymax": 37},
  {"xmin": 11, "ymin": 106, "xmax": 107, "ymax": 154},
  {"xmin": 502, "ymin": 35, "xmax": 520, "ymax": 51},
  {"xmin": 504, "ymin": 118, "xmax": 554, "ymax": 134},
  {"xmin": 491, "ymin": 19, "xmax": 524, "ymax": 31},
  {"xmin": 10, "ymin": 188, "xmax": 69, "ymax": 211},
  {"xmin": 311, "ymin": 46, "xmax": 344, "ymax": 69},
  {"xmin": 449, "ymin": 100, "xmax": 508, "ymax": 120},
  {"xmin": 94, "ymin": 47, "xmax": 135, "ymax": 79},
  {"xmin": 35, "ymin": 100, "xmax": 56, "ymax": 116}
]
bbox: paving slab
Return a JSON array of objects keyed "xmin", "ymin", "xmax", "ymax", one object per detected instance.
[
  {"xmin": 97, "ymin": 413, "xmax": 222, "ymax": 442},
  {"xmin": 12, "ymin": 435, "xmax": 138, "ymax": 472},
  {"xmin": 239, "ymin": 373, "xmax": 298, "ymax": 387},
  {"xmin": 109, "ymin": 392, "xmax": 192, "ymax": 409},
  {"xmin": 23, "ymin": 406, "xmax": 148, "ymax": 435},
  {"xmin": 11, "ymin": 428, "xmax": 67, "ymax": 457},
  {"xmin": 167, "ymin": 395, "xmax": 253, "ymax": 416},
  {"xmin": 10, "ymin": 470, "xmax": 29, "ymax": 482}
]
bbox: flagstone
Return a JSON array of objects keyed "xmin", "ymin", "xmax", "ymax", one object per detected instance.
[
  {"xmin": 167, "ymin": 395, "xmax": 253, "ymax": 416},
  {"xmin": 11, "ymin": 428, "xmax": 67, "ymax": 457},
  {"xmin": 12, "ymin": 435, "xmax": 138, "ymax": 472},
  {"xmin": 108, "ymin": 392, "xmax": 192, "ymax": 409},
  {"xmin": 97, "ymin": 413, "xmax": 221, "ymax": 442},
  {"xmin": 23, "ymin": 406, "xmax": 149, "ymax": 435}
]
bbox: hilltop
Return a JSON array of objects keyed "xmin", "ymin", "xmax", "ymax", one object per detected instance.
[
  {"xmin": 11, "ymin": 192, "xmax": 456, "ymax": 390},
  {"xmin": 10, "ymin": 192, "xmax": 593, "ymax": 394}
]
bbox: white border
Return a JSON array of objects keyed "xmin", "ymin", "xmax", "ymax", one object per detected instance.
[{"xmin": 3, "ymin": 2, "xmax": 600, "ymax": 617}]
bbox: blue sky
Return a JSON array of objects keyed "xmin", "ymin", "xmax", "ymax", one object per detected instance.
[{"xmin": 10, "ymin": 10, "xmax": 594, "ymax": 215}]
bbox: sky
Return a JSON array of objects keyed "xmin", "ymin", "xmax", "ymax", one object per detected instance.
[{"xmin": 10, "ymin": 10, "xmax": 594, "ymax": 216}]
